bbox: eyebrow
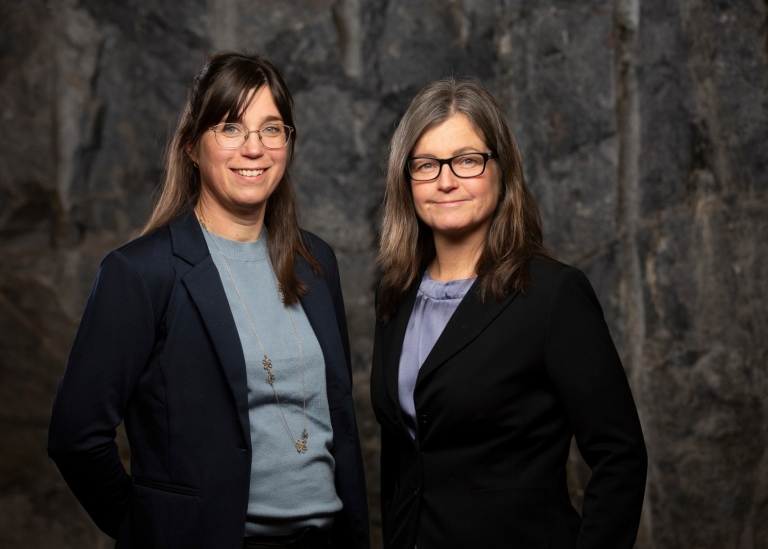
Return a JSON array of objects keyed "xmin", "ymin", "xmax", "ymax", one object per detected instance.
[
  {"xmin": 224, "ymin": 114, "xmax": 285, "ymax": 126},
  {"xmin": 411, "ymin": 146, "xmax": 484, "ymax": 158}
]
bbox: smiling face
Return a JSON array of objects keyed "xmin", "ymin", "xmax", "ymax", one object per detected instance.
[
  {"xmin": 410, "ymin": 113, "xmax": 500, "ymax": 244},
  {"xmin": 189, "ymin": 86, "xmax": 288, "ymax": 228}
]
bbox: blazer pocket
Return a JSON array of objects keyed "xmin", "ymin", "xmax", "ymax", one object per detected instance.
[
  {"xmin": 458, "ymin": 486, "xmax": 551, "ymax": 548},
  {"xmin": 133, "ymin": 476, "xmax": 200, "ymax": 496},
  {"xmin": 130, "ymin": 477, "xmax": 202, "ymax": 548}
]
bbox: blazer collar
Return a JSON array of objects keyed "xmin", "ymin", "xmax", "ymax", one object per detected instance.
[
  {"xmin": 168, "ymin": 210, "xmax": 348, "ymax": 451},
  {"xmin": 170, "ymin": 209, "xmax": 253, "ymax": 451},
  {"xmin": 416, "ymin": 279, "xmax": 520, "ymax": 386},
  {"xmin": 169, "ymin": 208, "xmax": 209, "ymax": 265},
  {"xmin": 383, "ymin": 276, "xmax": 521, "ymax": 413},
  {"xmin": 296, "ymin": 254, "xmax": 349, "ymax": 394},
  {"xmin": 382, "ymin": 283, "xmax": 420, "ymax": 438}
]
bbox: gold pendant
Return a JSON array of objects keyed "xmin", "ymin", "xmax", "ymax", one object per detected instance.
[
  {"xmin": 262, "ymin": 355, "xmax": 275, "ymax": 385},
  {"xmin": 295, "ymin": 429, "xmax": 309, "ymax": 453}
]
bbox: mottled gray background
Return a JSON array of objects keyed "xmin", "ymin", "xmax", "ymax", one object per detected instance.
[{"xmin": 1, "ymin": 0, "xmax": 767, "ymax": 547}]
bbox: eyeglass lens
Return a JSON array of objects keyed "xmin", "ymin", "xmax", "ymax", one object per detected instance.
[
  {"xmin": 408, "ymin": 153, "xmax": 489, "ymax": 181},
  {"xmin": 212, "ymin": 123, "xmax": 291, "ymax": 149}
]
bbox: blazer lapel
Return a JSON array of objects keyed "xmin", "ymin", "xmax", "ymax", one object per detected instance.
[
  {"xmin": 296, "ymin": 258, "xmax": 349, "ymax": 394},
  {"xmin": 381, "ymin": 284, "xmax": 420, "ymax": 440},
  {"xmin": 416, "ymin": 281, "xmax": 520, "ymax": 387},
  {"xmin": 170, "ymin": 210, "xmax": 252, "ymax": 452}
]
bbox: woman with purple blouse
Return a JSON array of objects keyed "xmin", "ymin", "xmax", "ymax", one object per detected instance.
[{"xmin": 370, "ymin": 78, "xmax": 647, "ymax": 549}]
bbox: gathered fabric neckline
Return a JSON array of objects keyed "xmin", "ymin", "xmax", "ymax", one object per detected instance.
[{"xmin": 418, "ymin": 270, "xmax": 476, "ymax": 301}]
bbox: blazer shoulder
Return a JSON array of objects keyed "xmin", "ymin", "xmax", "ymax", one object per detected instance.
[
  {"xmin": 527, "ymin": 256, "xmax": 601, "ymax": 304},
  {"xmin": 528, "ymin": 256, "xmax": 608, "ymax": 325},
  {"xmin": 101, "ymin": 225, "xmax": 179, "ymax": 310},
  {"xmin": 111, "ymin": 208, "xmax": 204, "ymax": 277},
  {"xmin": 529, "ymin": 255, "xmax": 573, "ymax": 287},
  {"xmin": 112, "ymin": 224, "xmax": 174, "ymax": 267}
]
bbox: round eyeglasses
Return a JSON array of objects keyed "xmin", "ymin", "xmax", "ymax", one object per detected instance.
[
  {"xmin": 210, "ymin": 122, "xmax": 294, "ymax": 150},
  {"xmin": 407, "ymin": 152, "xmax": 496, "ymax": 181}
]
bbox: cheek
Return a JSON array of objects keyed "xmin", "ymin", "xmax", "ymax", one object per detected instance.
[
  {"xmin": 410, "ymin": 187, "xmax": 429, "ymax": 212},
  {"xmin": 272, "ymin": 159, "xmax": 287, "ymax": 180},
  {"xmin": 483, "ymin": 176, "xmax": 502, "ymax": 208},
  {"xmin": 490, "ymin": 184, "xmax": 502, "ymax": 209},
  {"xmin": 200, "ymin": 132, "xmax": 232, "ymax": 160},
  {"xmin": 198, "ymin": 152, "xmax": 232, "ymax": 192}
]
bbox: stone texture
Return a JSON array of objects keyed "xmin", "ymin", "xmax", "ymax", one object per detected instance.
[{"xmin": 1, "ymin": 1, "xmax": 766, "ymax": 547}]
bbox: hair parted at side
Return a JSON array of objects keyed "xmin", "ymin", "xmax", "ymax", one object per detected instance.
[
  {"xmin": 377, "ymin": 77, "xmax": 554, "ymax": 323},
  {"xmin": 140, "ymin": 50, "xmax": 318, "ymax": 305}
]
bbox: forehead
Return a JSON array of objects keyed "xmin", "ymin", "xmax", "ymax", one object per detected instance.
[
  {"xmin": 231, "ymin": 86, "xmax": 282, "ymax": 122},
  {"xmin": 412, "ymin": 113, "xmax": 486, "ymax": 156}
]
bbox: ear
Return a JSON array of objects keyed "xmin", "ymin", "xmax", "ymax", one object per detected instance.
[{"xmin": 185, "ymin": 142, "xmax": 199, "ymax": 165}]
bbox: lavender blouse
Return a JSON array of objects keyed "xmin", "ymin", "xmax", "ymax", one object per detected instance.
[{"xmin": 398, "ymin": 270, "xmax": 476, "ymax": 440}]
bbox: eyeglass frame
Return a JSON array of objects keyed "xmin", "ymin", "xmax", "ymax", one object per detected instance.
[
  {"xmin": 406, "ymin": 151, "xmax": 497, "ymax": 182},
  {"xmin": 209, "ymin": 122, "xmax": 295, "ymax": 150}
]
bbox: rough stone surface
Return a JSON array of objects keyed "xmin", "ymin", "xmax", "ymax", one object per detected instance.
[{"xmin": 1, "ymin": 1, "xmax": 766, "ymax": 547}]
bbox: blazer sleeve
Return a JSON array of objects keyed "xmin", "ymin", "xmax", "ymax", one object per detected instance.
[
  {"xmin": 47, "ymin": 250, "xmax": 156, "ymax": 538},
  {"xmin": 307, "ymin": 234, "xmax": 370, "ymax": 548},
  {"xmin": 544, "ymin": 267, "xmax": 648, "ymax": 549}
]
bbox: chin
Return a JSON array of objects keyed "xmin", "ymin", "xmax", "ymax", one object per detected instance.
[
  {"xmin": 431, "ymin": 220, "xmax": 489, "ymax": 239},
  {"xmin": 434, "ymin": 226, "xmax": 476, "ymax": 237}
]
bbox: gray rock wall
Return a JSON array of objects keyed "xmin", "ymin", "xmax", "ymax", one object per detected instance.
[{"xmin": 1, "ymin": 1, "xmax": 766, "ymax": 547}]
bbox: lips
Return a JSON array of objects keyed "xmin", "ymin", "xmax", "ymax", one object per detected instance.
[
  {"xmin": 432, "ymin": 199, "xmax": 467, "ymax": 206},
  {"xmin": 233, "ymin": 168, "xmax": 265, "ymax": 177}
]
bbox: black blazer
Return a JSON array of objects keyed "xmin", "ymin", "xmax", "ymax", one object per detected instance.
[
  {"xmin": 48, "ymin": 209, "xmax": 369, "ymax": 548},
  {"xmin": 371, "ymin": 257, "xmax": 647, "ymax": 549}
]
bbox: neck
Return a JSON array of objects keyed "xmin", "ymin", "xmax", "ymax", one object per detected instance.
[
  {"xmin": 429, "ymin": 232, "xmax": 485, "ymax": 281},
  {"xmin": 195, "ymin": 199, "xmax": 265, "ymax": 242}
]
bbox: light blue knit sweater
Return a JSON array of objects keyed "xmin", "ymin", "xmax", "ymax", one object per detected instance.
[{"xmin": 202, "ymin": 227, "xmax": 341, "ymax": 536}]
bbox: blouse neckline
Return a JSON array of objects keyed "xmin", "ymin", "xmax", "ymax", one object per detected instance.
[
  {"xmin": 418, "ymin": 270, "xmax": 476, "ymax": 301},
  {"xmin": 199, "ymin": 222, "xmax": 269, "ymax": 262}
]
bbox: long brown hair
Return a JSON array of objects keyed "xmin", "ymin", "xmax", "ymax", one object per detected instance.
[
  {"xmin": 377, "ymin": 77, "xmax": 553, "ymax": 323},
  {"xmin": 141, "ymin": 51, "xmax": 318, "ymax": 305}
]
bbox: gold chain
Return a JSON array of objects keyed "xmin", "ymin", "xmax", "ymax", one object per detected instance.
[{"xmin": 198, "ymin": 216, "xmax": 308, "ymax": 454}]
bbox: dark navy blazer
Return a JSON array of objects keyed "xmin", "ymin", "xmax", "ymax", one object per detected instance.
[
  {"xmin": 371, "ymin": 257, "xmax": 647, "ymax": 549},
  {"xmin": 48, "ymin": 209, "xmax": 369, "ymax": 548}
]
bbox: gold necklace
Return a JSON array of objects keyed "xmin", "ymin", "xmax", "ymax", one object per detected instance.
[{"xmin": 198, "ymin": 216, "xmax": 309, "ymax": 454}]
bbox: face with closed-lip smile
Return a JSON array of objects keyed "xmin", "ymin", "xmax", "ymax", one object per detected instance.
[
  {"xmin": 410, "ymin": 113, "xmax": 500, "ymax": 243},
  {"xmin": 188, "ymin": 86, "xmax": 288, "ymax": 229}
]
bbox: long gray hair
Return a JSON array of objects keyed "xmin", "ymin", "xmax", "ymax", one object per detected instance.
[{"xmin": 377, "ymin": 77, "xmax": 552, "ymax": 323}]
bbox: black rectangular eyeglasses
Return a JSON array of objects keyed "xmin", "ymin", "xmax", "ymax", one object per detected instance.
[{"xmin": 407, "ymin": 152, "xmax": 496, "ymax": 181}]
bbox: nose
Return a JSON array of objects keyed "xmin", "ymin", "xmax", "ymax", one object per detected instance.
[
  {"xmin": 435, "ymin": 163, "xmax": 458, "ymax": 191},
  {"xmin": 241, "ymin": 131, "xmax": 265, "ymax": 156}
]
